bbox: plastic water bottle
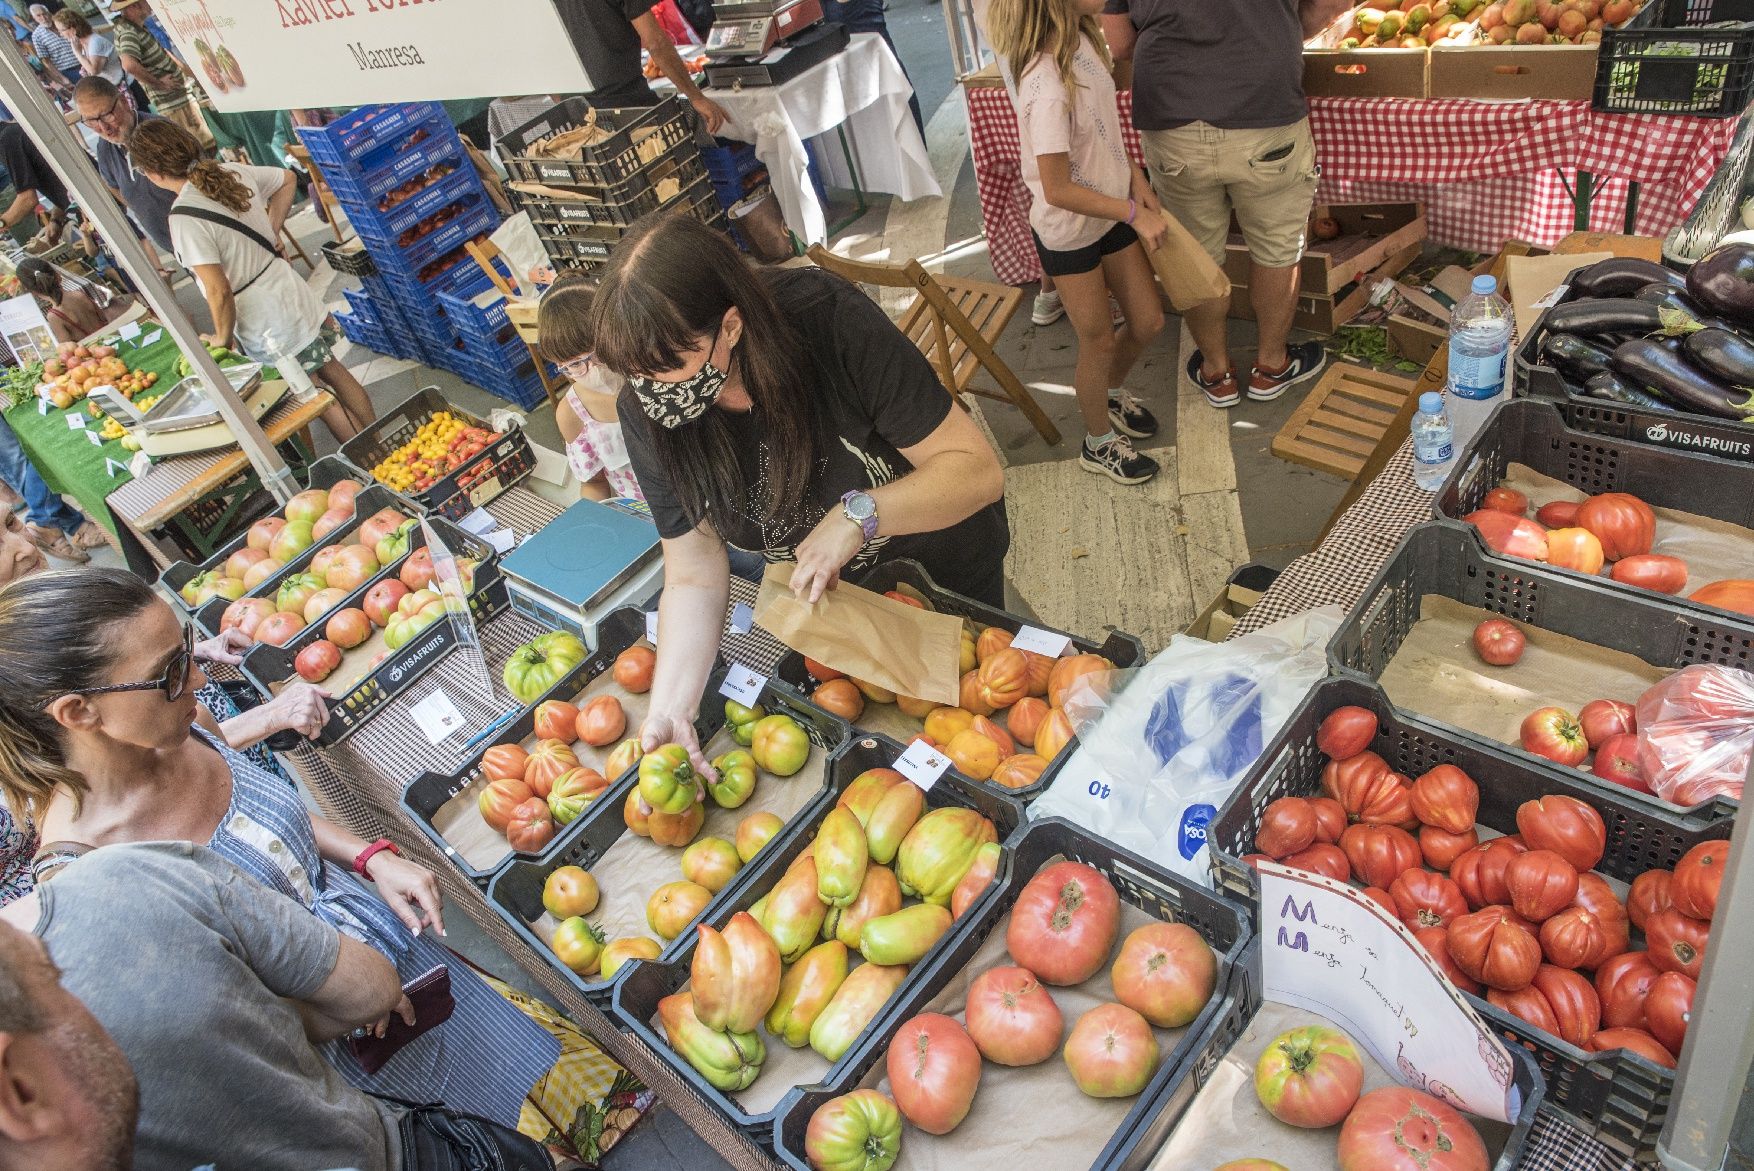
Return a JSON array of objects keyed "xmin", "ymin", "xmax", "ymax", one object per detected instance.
[
  {"xmin": 1412, "ymin": 391, "xmax": 1455, "ymax": 492},
  {"xmin": 1445, "ymin": 274, "xmax": 1513, "ymax": 451}
]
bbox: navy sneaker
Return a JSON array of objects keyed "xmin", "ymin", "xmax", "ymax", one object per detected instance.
[
  {"xmin": 1107, "ymin": 389, "xmax": 1158, "ymax": 439},
  {"xmin": 1249, "ymin": 340, "xmax": 1327, "ymax": 401},
  {"xmin": 1186, "ymin": 350, "xmax": 1240, "ymax": 408},
  {"xmin": 1080, "ymin": 433, "xmax": 1160, "ymax": 485}
]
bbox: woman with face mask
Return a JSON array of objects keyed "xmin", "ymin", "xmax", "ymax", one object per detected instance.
[{"xmin": 589, "ymin": 211, "xmax": 1009, "ymax": 773}]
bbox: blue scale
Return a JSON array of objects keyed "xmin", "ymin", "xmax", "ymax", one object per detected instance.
[{"xmin": 500, "ymin": 497, "xmax": 663, "ymax": 647}]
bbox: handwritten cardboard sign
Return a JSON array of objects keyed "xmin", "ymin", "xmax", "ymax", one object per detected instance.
[{"xmin": 1258, "ymin": 863, "xmax": 1520, "ymax": 1123}]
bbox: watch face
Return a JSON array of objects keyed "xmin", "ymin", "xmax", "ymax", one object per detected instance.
[{"xmin": 846, "ymin": 493, "xmax": 876, "ymax": 520}]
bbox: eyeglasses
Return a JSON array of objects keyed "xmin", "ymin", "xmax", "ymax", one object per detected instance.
[
  {"xmin": 75, "ymin": 624, "xmax": 195, "ymax": 702},
  {"xmin": 558, "ymin": 352, "xmax": 597, "ymax": 383},
  {"xmin": 80, "ymin": 96, "xmax": 125, "ymax": 127}
]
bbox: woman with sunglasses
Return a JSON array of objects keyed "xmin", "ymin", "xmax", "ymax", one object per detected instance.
[
  {"xmin": 589, "ymin": 212, "xmax": 1008, "ymax": 772},
  {"xmin": 0, "ymin": 568, "xmax": 563, "ymax": 1130}
]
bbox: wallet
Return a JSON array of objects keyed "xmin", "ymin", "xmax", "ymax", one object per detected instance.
[{"xmin": 349, "ymin": 964, "xmax": 454, "ymax": 1075}]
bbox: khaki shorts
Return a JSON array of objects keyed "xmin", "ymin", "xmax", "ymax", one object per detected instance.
[{"xmin": 1141, "ymin": 119, "xmax": 1320, "ymax": 270}]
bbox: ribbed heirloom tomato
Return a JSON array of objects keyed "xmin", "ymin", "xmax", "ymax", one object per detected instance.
[
  {"xmin": 1337, "ymin": 1087, "xmax": 1488, "ymax": 1171},
  {"xmin": 1408, "ymin": 764, "xmax": 1480, "ymax": 834},
  {"xmin": 1670, "ymin": 840, "xmax": 1726, "ymax": 921},
  {"xmin": 1339, "ymin": 824, "xmax": 1420, "ymax": 890},
  {"xmin": 1389, "ymin": 869, "xmax": 1468, "ymax": 930},
  {"xmin": 1452, "ymin": 836, "xmax": 1527, "ymax": 909}
]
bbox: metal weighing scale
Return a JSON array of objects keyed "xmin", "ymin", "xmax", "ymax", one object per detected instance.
[
  {"xmin": 702, "ymin": 0, "xmax": 848, "ymax": 88},
  {"xmin": 499, "ymin": 497, "xmax": 664, "ymax": 649},
  {"xmin": 85, "ymin": 362, "xmax": 291, "ymax": 457}
]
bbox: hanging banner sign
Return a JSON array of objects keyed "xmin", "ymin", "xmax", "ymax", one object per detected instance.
[{"xmin": 151, "ymin": 0, "xmax": 593, "ymax": 113}]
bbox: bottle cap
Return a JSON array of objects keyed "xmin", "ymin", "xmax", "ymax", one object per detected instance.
[
  {"xmin": 1419, "ymin": 392, "xmax": 1445, "ymax": 415},
  {"xmin": 1472, "ymin": 275, "xmax": 1498, "ymax": 295}
]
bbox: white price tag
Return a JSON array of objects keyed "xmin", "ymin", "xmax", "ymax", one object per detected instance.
[
  {"xmin": 729, "ymin": 602, "xmax": 754, "ymax": 634},
  {"xmin": 36, "ymin": 396, "xmax": 48, "ymax": 415},
  {"xmin": 104, "ymin": 458, "xmax": 128, "ymax": 478},
  {"xmin": 645, "ymin": 610, "xmax": 659, "ymax": 645},
  {"xmin": 1532, "ymin": 283, "xmax": 1569, "ymax": 310},
  {"xmin": 1009, "ymin": 624, "xmax": 1072, "ymax": 658},
  {"xmin": 458, "ymin": 507, "xmax": 497, "ymax": 535},
  {"xmin": 482, "ymin": 528, "xmax": 516, "ymax": 554},
  {"xmin": 128, "ymin": 450, "xmax": 153, "ymax": 478},
  {"xmin": 409, "ymin": 689, "xmax": 467, "ymax": 745},
  {"xmin": 141, "ymin": 328, "xmax": 163, "ymax": 347},
  {"xmin": 65, "ymin": 412, "xmax": 86, "ymax": 430},
  {"xmin": 894, "ymin": 738, "xmax": 952, "ymax": 791},
  {"xmin": 719, "ymin": 663, "xmax": 766, "ymax": 706},
  {"xmin": 85, "ymin": 430, "xmax": 103, "ymax": 446},
  {"xmin": 118, "ymin": 322, "xmax": 141, "ymax": 341}
]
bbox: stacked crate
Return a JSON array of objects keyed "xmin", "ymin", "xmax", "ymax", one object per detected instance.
[
  {"xmin": 494, "ymin": 98, "xmax": 728, "ymax": 276},
  {"xmin": 436, "ymin": 286, "xmax": 551, "ymax": 410}
]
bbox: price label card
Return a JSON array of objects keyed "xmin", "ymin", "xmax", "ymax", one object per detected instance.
[
  {"xmin": 719, "ymin": 663, "xmax": 766, "ymax": 706},
  {"xmin": 482, "ymin": 528, "xmax": 516, "ymax": 554},
  {"xmin": 1258, "ymin": 864, "xmax": 1520, "ymax": 1123},
  {"xmin": 458, "ymin": 508, "xmax": 497, "ymax": 535},
  {"xmin": 1009, "ymin": 625, "xmax": 1072, "ymax": 658},
  {"xmin": 118, "ymin": 322, "xmax": 141, "ymax": 341},
  {"xmin": 36, "ymin": 396, "xmax": 48, "ymax": 415},
  {"xmin": 645, "ymin": 610, "xmax": 660, "ymax": 646},
  {"xmin": 729, "ymin": 602, "xmax": 754, "ymax": 634},
  {"xmin": 85, "ymin": 430, "xmax": 103, "ymax": 447},
  {"xmin": 66, "ymin": 412, "xmax": 86, "ymax": 430},
  {"xmin": 409, "ymin": 689, "xmax": 467, "ymax": 745},
  {"xmin": 129, "ymin": 450, "xmax": 153, "ymax": 478},
  {"xmin": 104, "ymin": 458, "xmax": 128, "ymax": 478},
  {"xmin": 1531, "ymin": 283, "xmax": 1570, "ymax": 310},
  {"xmin": 894, "ymin": 738, "xmax": 952, "ymax": 791},
  {"xmin": 141, "ymin": 328, "xmax": 163, "ymax": 347}
]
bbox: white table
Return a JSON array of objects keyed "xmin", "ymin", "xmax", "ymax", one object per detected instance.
[{"xmin": 705, "ymin": 31, "xmax": 940, "ymax": 244}]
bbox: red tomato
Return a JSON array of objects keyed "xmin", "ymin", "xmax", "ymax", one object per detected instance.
[
  {"xmin": 505, "ymin": 797, "xmax": 556, "ymax": 853},
  {"xmin": 1516, "ymin": 794, "xmax": 1606, "ymax": 872},
  {"xmin": 575, "ymin": 694, "xmax": 627, "ymax": 747},
  {"xmin": 478, "ymin": 778, "xmax": 534, "ymax": 832},
  {"xmin": 1596, "ymin": 952, "xmax": 1661, "ymax": 1030},
  {"xmin": 1452, "ymin": 837, "xmax": 1528, "ymax": 909},
  {"xmin": 1576, "ymin": 492, "xmax": 1655, "ymax": 560},
  {"xmin": 1251, "ymin": 1025, "xmax": 1364, "ymax": 1128},
  {"xmin": 1336, "ymin": 1087, "xmax": 1489, "ymax": 1171},
  {"xmin": 1339, "ymin": 824, "xmax": 1422, "ymax": 890},
  {"xmin": 1689, "ymin": 579, "xmax": 1754, "ymax": 618},
  {"xmin": 1280, "ymin": 843, "xmax": 1351, "ymax": 882},
  {"xmin": 1110, "ymin": 922, "xmax": 1216, "ymax": 1028},
  {"xmin": 612, "ymin": 645, "xmax": 656, "ymax": 693},
  {"xmin": 1063, "ymin": 1003, "xmax": 1159, "ymax": 1098},
  {"xmin": 1545, "ymin": 527, "xmax": 1606, "ymax": 574},
  {"xmin": 1446, "ymin": 907, "xmax": 1541, "ymax": 991},
  {"xmin": 1670, "ymin": 840, "xmax": 1727, "ymax": 921},
  {"xmin": 812, "ymin": 679, "xmax": 865, "ymax": 722},
  {"xmin": 1482, "ymin": 485, "xmax": 1528, "ymax": 514},
  {"xmin": 964, "ymin": 966, "xmax": 1062, "ymax": 1067},
  {"xmin": 1408, "ymin": 764, "xmax": 1479, "ymax": 834},
  {"xmin": 1308, "ymin": 797, "xmax": 1347, "ymax": 843},
  {"xmin": 1644, "ymin": 972, "xmax": 1695, "ymax": 1057},
  {"xmin": 1471, "ymin": 618, "xmax": 1527, "ymax": 666},
  {"xmin": 1569, "ymin": 873, "xmax": 1631, "ymax": 964},
  {"xmin": 885, "ymin": 1013, "xmax": 980, "ymax": 1134},
  {"xmin": 1322, "ymin": 752, "xmax": 1416, "ymax": 829},
  {"xmin": 804, "ymin": 656, "xmax": 845, "ymax": 682},
  {"xmin": 1535, "ymin": 499, "xmax": 1580, "ymax": 528},
  {"xmin": 1255, "ymin": 797, "xmax": 1317, "ymax": 859},
  {"xmin": 1413, "ymin": 924, "xmax": 1481, "ymax": 994},
  {"xmin": 533, "ymin": 700, "xmax": 580, "ymax": 742},
  {"xmin": 1420, "ymin": 825, "xmax": 1479, "ymax": 872},
  {"xmin": 1504, "ymin": 849, "xmax": 1580, "ymax": 923},
  {"xmin": 1627, "ymin": 870, "xmax": 1673, "ymax": 931},
  {"xmin": 1645, "ymin": 907, "xmax": 1709, "ymax": 978},
  {"xmin": 1519, "ymin": 707, "xmax": 1589, "ymax": 767},
  {"xmin": 1532, "ymin": 963, "xmax": 1601, "ymax": 1048},
  {"xmin": 1539, "ymin": 907, "xmax": 1608, "ymax": 969},
  {"xmin": 1463, "ymin": 508, "xmax": 1549, "ymax": 560},
  {"xmin": 1389, "ymin": 869, "xmax": 1468, "ymax": 930},
  {"xmin": 1610, "ymin": 554, "xmax": 1688, "ymax": 595},
  {"xmin": 1316, "ymin": 705, "xmax": 1377, "ymax": 760},
  {"xmin": 1589, "ymin": 1027, "xmax": 1675, "ymax": 1069},
  {"xmin": 1591, "ymin": 733, "xmax": 1648, "ymax": 792},
  {"xmin": 1361, "ymin": 886, "xmax": 1396, "ymax": 913},
  {"xmin": 1488, "ymin": 983, "xmax": 1559, "ymax": 1036},
  {"xmin": 1005, "ymin": 861, "xmax": 1121, "ymax": 986},
  {"xmin": 1577, "ymin": 699, "xmax": 1636, "ymax": 747}
]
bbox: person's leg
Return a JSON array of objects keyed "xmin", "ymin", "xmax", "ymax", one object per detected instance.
[
  {"xmin": 0, "ymin": 416, "xmax": 90, "ymax": 560},
  {"xmin": 1226, "ymin": 119, "xmax": 1326, "ymax": 400},
  {"xmin": 315, "ymin": 355, "xmax": 378, "ymax": 435},
  {"xmin": 1096, "ymin": 237, "xmax": 1167, "ymax": 438},
  {"xmin": 1249, "ymin": 259, "xmax": 1301, "ymax": 372},
  {"xmin": 1140, "ymin": 125, "xmax": 1238, "ymax": 404},
  {"xmin": 1056, "ymin": 255, "xmax": 1158, "ymax": 485}
]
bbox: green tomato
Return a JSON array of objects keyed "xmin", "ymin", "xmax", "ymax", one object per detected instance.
[
  {"xmin": 501, "ymin": 630, "xmax": 589, "ymax": 704},
  {"xmin": 708, "ymin": 749, "xmax": 758, "ymax": 809},
  {"xmin": 724, "ymin": 699, "xmax": 767, "ymax": 746},
  {"xmin": 751, "ymin": 713, "xmax": 810, "ymax": 777},
  {"xmin": 804, "ymin": 1089, "xmax": 902, "ymax": 1171},
  {"xmin": 639, "ymin": 743, "xmax": 699, "ymax": 815}
]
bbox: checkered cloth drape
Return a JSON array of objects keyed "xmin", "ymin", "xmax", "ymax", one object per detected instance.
[{"xmin": 965, "ymin": 86, "xmax": 1740, "ymax": 285}]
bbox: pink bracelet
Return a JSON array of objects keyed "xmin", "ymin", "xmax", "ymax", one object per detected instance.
[{"xmin": 1127, "ymin": 198, "xmax": 1136, "ymax": 225}]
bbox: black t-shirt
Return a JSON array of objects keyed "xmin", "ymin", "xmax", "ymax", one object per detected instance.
[
  {"xmin": 0, "ymin": 121, "xmax": 68, "ymax": 212},
  {"xmin": 1103, "ymin": 0, "xmax": 1306, "ymax": 131},
  {"xmin": 556, "ymin": 0, "xmax": 660, "ymax": 96},
  {"xmin": 621, "ymin": 268, "xmax": 1011, "ymax": 603}
]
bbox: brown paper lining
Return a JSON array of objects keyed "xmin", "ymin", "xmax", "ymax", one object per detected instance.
[
  {"xmin": 754, "ymin": 563, "xmax": 962, "ymax": 706},
  {"xmin": 1148, "ymin": 1001, "xmax": 1514, "ymax": 1169},
  {"xmin": 1377, "ymin": 595, "xmax": 1670, "ymax": 751}
]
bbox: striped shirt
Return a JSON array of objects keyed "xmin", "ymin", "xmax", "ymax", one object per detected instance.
[
  {"xmin": 30, "ymin": 25, "xmax": 78, "ymax": 73},
  {"xmin": 113, "ymin": 17, "xmax": 190, "ymax": 112}
]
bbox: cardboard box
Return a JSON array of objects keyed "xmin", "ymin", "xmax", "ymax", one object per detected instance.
[
  {"xmin": 1223, "ymin": 204, "xmax": 1427, "ymax": 297},
  {"xmin": 1303, "ymin": 5, "xmax": 1428, "ymax": 98},
  {"xmin": 1388, "ymin": 313, "xmax": 1447, "ymax": 366},
  {"xmin": 1428, "ymin": 42, "xmax": 1602, "ymax": 100},
  {"xmin": 1186, "ymin": 564, "xmax": 1280, "ymax": 642}
]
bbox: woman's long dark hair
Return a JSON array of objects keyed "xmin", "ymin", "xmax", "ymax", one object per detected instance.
[{"xmin": 588, "ymin": 212, "xmax": 819, "ymax": 539}]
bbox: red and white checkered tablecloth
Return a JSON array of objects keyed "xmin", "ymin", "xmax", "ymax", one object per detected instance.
[{"xmin": 966, "ymin": 86, "xmax": 1740, "ymax": 286}]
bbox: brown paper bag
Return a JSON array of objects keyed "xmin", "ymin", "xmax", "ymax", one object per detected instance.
[
  {"xmin": 1147, "ymin": 210, "xmax": 1231, "ymax": 312},
  {"xmin": 752, "ymin": 563, "xmax": 962, "ymax": 705}
]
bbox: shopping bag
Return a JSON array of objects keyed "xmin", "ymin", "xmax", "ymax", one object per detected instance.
[{"xmin": 1147, "ymin": 209, "xmax": 1231, "ymax": 312}]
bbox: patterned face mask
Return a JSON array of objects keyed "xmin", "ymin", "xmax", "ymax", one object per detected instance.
[{"xmin": 627, "ymin": 324, "xmax": 729, "ymax": 429}]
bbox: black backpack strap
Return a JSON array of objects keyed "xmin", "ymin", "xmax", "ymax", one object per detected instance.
[{"xmin": 169, "ymin": 204, "xmax": 281, "ymax": 256}]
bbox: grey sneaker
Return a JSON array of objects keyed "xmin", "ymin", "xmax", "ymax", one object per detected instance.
[
  {"xmin": 1031, "ymin": 290, "xmax": 1065, "ymax": 326},
  {"xmin": 1080, "ymin": 433, "xmax": 1159, "ymax": 485}
]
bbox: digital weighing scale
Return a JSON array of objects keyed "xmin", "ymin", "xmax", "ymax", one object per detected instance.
[
  {"xmin": 702, "ymin": 0, "xmax": 847, "ymax": 88},
  {"xmin": 500, "ymin": 497, "xmax": 664, "ymax": 648}
]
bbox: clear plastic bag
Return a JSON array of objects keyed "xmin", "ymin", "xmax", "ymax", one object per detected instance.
[
  {"xmin": 1028, "ymin": 607, "xmax": 1342, "ymax": 885},
  {"xmin": 1635, "ymin": 664, "xmax": 1754, "ymax": 807}
]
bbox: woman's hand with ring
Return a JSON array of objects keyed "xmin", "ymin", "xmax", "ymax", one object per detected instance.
[{"xmin": 790, "ymin": 512, "xmax": 865, "ymax": 604}]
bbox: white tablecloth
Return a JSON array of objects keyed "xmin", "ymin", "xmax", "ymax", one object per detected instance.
[{"xmin": 706, "ymin": 32, "xmax": 940, "ymax": 243}]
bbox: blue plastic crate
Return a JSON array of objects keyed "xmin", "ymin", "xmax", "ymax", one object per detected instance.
[
  {"xmin": 379, "ymin": 252, "xmax": 497, "ymax": 304},
  {"xmin": 700, "ymin": 139, "xmax": 763, "ymax": 185},
  {"xmin": 342, "ymin": 166, "xmax": 487, "ymax": 240},
  {"xmin": 359, "ymin": 200, "xmax": 498, "ymax": 275},
  {"xmin": 323, "ymin": 135, "xmax": 468, "ymax": 206},
  {"xmin": 298, "ymin": 102, "xmax": 448, "ymax": 169},
  {"xmin": 436, "ymin": 287, "xmax": 512, "ymax": 335}
]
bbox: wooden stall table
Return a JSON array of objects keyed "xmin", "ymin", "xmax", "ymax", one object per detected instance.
[{"xmin": 104, "ymin": 390, "xmax": 333, "ymax": 575}]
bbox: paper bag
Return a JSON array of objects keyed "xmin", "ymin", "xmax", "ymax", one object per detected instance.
[
  {"xmin": 1147, "ymin": 210, "xmax": 1231, "ymax": 312},
  {"xmin": 753, "ymin": 563, "xmax": 962, "ymax": 705},
  {"xmin": 1507, "ymin": 251, "xmax": 1612, "ymax": 340}
]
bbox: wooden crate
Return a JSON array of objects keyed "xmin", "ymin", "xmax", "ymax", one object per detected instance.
[
  {"xmin": 1229, "ymin": 237, "xmax": 1421, "ymax": 334},
  {"xmin": 1224, "ymin": 203, "xmax": 1427, "ymax": 298},
  {"xmin": 1271, "ymin": 363, "xmax": 1422, "ymax": 480}
]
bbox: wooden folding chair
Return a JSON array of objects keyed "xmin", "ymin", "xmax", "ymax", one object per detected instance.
[
  {"xmin": 806, "ymin": 244, "xmax": 1060, "ymax": 445},
  {"xmin": 466, "ymin": 239, "xmax": 566, "ymax": 408},
  {"xmin": 288, "ymin": 144, "xmax": 348, "ymax": 246}
]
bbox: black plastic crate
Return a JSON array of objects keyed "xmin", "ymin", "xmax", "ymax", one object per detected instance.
[
  {"xmin": 771, "ymin": 559, "xmax": 1146, "ymax": 804},
  {"xmin": 1513, "ymin": 273, "xmax": 1754, "ymax": 458},
  {"xmin": 1594, "ymin": 0, "xmax": 1754, "ymax": 117},
  {"xmin": 323, "ymin": 238, "xmax": 377, "ymax": 277},
  {"xmin": 768, "ymin": 815, "xmax": 1253, "ymax": 1171},
  {"xmin": 1331, "ymin": 520, "xmax": 1750, "ymax": 816},
  {"xmin": 612, "ymin": 733, "xmax": 1027, "ymax": 1143},
  {"xmin": 1438, "ymin": 399, "xmax": 1754, "ymax": 624},
  {"xmin": 1209, "ymin": 676, "xmax": 1728, "ymax": 1159},
  {"xmin": 496, "ymin": 98, "xmax": 697, "ymax": 189},
  {"xmin": 239, "ymin": 516, "xmax": 507, "ymax": 746},
  {"xmin": 339, "ymin": 386, "xmax": 534, "ymax": 520}
]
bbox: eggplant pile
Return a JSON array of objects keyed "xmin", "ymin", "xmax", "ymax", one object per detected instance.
[{"xmin": 1535, "ymin": 250, "xmax": 1754, "ymax": 422}]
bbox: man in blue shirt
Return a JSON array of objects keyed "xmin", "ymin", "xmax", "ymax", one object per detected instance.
[{"xmin": 71, "ymin": 77, "xmax": 174, "ymax": 255}]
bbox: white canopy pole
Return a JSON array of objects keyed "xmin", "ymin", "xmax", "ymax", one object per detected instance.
[{"xmin": 0, "ymin": 39, "xmax": 298, "ymax": 502}]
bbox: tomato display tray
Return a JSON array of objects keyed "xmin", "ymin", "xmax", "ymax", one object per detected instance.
[
  {"xmin": 770, "ymin": 558, "xmax": 1146, "ymax": 804},
  {"xmin": 1331, "ymin": 520, "xmax": 1751, "ymax": 817},
  {"xmin": 240, "ymin": 516, "xmax": 506, "ymax": 747},
  {"xmin": 1512, "ymin": 281, "xmax": 1754, "ymax": 463},
  {"xmin": 766, "ymin": 815, "xmax": 1251, "ymax": 1171},
  {"xmin": 1436, "ymin": 399, "xmax": 1754, "ymax": 626},
  {"xmin": 340, "ymin": 385, "xmax": 535, "ymax": 521},
  {"xmin": 479, "ymin": 666, "xmax": 852, "ymax": 1004},
  {"xmin": 613, "ymin": 733, "xmax": 1026, "ymax": 1145},
  {"xmin": 1208, "ymin": 675, "xmax": 1729, "ymax": 1159}
]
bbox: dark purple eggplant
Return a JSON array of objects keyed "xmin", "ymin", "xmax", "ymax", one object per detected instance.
[
  {"xmin": 1543, "ymin": 298, "xmax": 1704, "ymax": 337},
  {"xmin": 1610, "ymin": 338, "xmax": 1754, "ymax": 420},
  {"xmin": 1685, "ymin": 242, "xmax": 1754, "ymax": 328},
  {"xmin": 1585, "ymin": 371, "xmax": 1676, "ymax": 411},
  {"xmin": 1632, "ymin": 283, "xmax": 1710, "ymax": 317},
  {"xmin": 1682, "ymin": 327, "xmax": 1754, "ymax": 386},
  {"xmin": 1542, "ymin": 332, "xmax": 1614, "ymax": 380},
  {"xmin": 1571, "ymin": 257, "xmax": 1686, "ymax": 299}
]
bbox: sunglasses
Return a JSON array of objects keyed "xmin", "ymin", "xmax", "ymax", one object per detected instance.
[{"xmin": 75, "ymin": 624, "xmax": 195, "ymax": 702}]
